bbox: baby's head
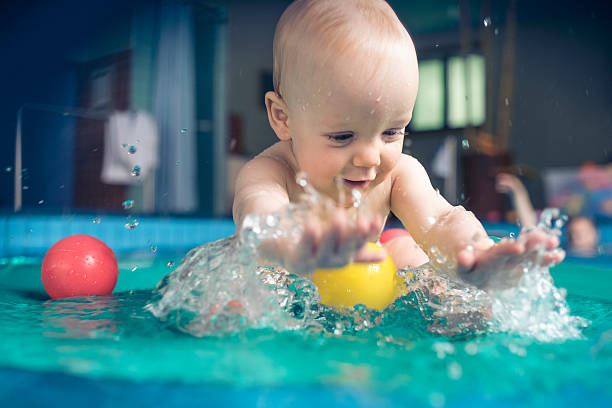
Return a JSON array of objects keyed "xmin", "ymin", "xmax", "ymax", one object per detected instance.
[
  {"xmin": 272, "ymin": 0, "xmax": 417, "ymax": 105},
  {"xmin": 266, "ymin": 0, "xmax": 419, "ymax": 200}
]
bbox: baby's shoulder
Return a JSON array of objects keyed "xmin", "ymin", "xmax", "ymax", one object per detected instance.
[
  {"xmin": 253, "ymin": 143, "xmax": 296, "ymax": 173},
  {"xmin": 237, "ymin": 142, "xmax": 296, "ymax": 184},
  {"xmin": 392, "ymin": 153, "xmax": 426, "ymax": 177}
]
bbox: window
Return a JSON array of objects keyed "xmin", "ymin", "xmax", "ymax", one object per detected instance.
[{"xmin": 411, "ymin": 54, "xmax": 485, "ymax": 132}]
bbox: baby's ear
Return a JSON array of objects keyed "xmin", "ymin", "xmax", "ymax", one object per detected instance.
[{"xmin": 265, "ymin": 91, "xmax": 291, "ymax": 141}]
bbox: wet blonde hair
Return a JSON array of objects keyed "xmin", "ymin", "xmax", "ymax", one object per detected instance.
[{"xmin": 272, "ymin": 0, "xmax": 416, "ymax": 103}]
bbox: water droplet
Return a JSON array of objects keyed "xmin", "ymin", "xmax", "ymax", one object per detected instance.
[
  {"xmin": 462, "ymin": 139, "xmax": 470, "ymax": 150},
  {"xmin": 4, "ymin": 166, "xmax": 12, "ymax": 172},
  {"xmin": 351, "ymin": 189, "xmax": 362, "ymax": 208},
  {"xmin": 494, "ymin": 27, "xmax": 499, "ymax": 35},
  {"xmin": 429, "ymin": 392, "xmax": 445, "ymax": 408},
  {"xmin": 175, "ymin": 160, "xmax": 181, "ymax": 166},
  {"xmin": 125, "ymin": 219, "xmax": 140, "ymax": 230},
  {"xmin": 509, "ymin": 232, "xmax": 515, "ymax": 238},
  {"xmin": 37, "ymin": 200, "xmax": 44, "ymax": 205},
  {"xmin": 59, "ymin": 184, "xmax": 65, "ymax": 190},
  {"xmin": 128, "ymin": 145, "xmax": 137, "ymax": 154},
  {"xmin": 180, "ymin": 128, "xmax": 188, "ymax": 134},
  {"xmin": 504, "ymin": 97, "xmax": 509, "ymax": 106},
  {"xmin": 435, "ymin": 43, "xmax": 439, "ymax": 48},
  {"xmin": 265, "ymin": 214, "xmax": 279, "ymax": 227},
  {"xmin": 464, "ymin": 342, "xmax": 478, "ymax": 355},
  {"xmin": 427, "ymin": 216, "xmax": 437, "ymax": 225},
  {"xmin": 369, "ymin": 109, "xmax": 375, "ymax": 115},
  {"xmin": 22, "ymin": 186, "xmax": 29, "ymax": 190},
  {"xmin": 167, "ymin": 261, "xmax": 175, "ymax": 268},
  {"xmin": 150, "ymin": 245, "xmax": 157, "ymax": 253},
  {"xmin": 131, "ymin": 165, "xmax": 141, "ymax": 177},
  {"xmin": 131, "ymin": 266, "xmax": 139, "ymax": 272},
  {"xmin": 447, "ymin": 361, "xmax": 462, "ymax": 379},
  {"xmin": 92, "ymin": 217, "xmax": 101, "ymax": 224},
  {"xmin": 122, "ymin": 200, "xmax": 134, "ymax": 210},
  {"xmin": 122, "ymin": 143, "xmax": 128, "ymax": 148},
  {"xmin": 483, "ymin": 17, "xmax": 491, "ymax": 27},
  {"xmin": 296, "ymin": 172, "xmax": 308, "ymax": 187},
  {"xmin": 375, "ymin": 95, "xmax": 382, "ymax": 102}
]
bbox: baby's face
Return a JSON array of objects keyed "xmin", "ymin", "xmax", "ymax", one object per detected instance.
[{"xmin": 286, "ymin": 47, "xmax": 418, "ymax": 202}]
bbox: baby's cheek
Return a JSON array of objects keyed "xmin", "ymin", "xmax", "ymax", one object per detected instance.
[{"xmin": 380, "ymin": 146, "xmax": 402, "ymax": 173}]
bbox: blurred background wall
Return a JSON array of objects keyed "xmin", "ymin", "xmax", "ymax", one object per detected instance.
[{"xmin": 0, "ymin": 0, "xmax": 610, "ymax": 220}]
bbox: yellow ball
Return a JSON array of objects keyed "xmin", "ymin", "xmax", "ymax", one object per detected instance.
[{"xmin": 313, "ymin": 242, "xmax": 403, "ymax": 311}]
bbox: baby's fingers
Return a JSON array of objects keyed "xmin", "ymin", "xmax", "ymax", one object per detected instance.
[
  {"xmin": 354, "ymin": 243, "xmax": 386, "ymax": 263},
  {"xmin": 541, "ymin": 248, "xmax": 565, "ymax": 266},
  {"xmin": 545, "ymin": 234, "xmax": 560, "ymax": 250}
]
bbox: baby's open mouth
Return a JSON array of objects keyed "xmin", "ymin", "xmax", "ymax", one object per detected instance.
[{"xmin": 343, "ymin": 179, "xmax": 371, "ymax": 189}]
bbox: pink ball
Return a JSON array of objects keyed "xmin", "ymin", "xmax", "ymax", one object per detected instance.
[
  {"xmin": 379, "ymin": 228, "xmax": 411, "ymax": 244},
  {"xmin": 41, "ymin": 234, "xmax": 118, "ymax": 299}
]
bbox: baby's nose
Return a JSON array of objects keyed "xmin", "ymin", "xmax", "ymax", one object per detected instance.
[{"xmin": 352, "ymin": 143, "xmax": 381, "ymax": 168}]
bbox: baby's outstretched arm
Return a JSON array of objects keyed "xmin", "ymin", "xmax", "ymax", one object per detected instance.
[
  {"xmin": 233, "ymin": 156, "xmax": 383, "ymax": 275},
  {"xmin": 391, "ymin": 155, "xmax": 564, "ymax": 290}
]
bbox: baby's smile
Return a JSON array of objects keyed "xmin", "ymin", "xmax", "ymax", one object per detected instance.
[{"xmin": 343, "ymin": 178, "xmax": 372, "ymax": 189}]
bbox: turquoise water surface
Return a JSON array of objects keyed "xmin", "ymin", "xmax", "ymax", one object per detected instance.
[{"xmin": 0, "ymin": 252, "xmax": 611, "ymax": 407}]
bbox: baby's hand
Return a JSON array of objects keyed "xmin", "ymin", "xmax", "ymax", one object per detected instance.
[
  {"xmin": 455, "ymin": 229, "xmax": 565, "ymax": 290},
  {"xmin": 258, "ymin": 209, "xmax": 384, "ymax": 275}
]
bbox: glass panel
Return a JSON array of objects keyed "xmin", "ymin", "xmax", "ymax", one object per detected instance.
[
  {"xmin": 467, "ymin": 54, "xmax": 486, "ymax": 126},
  {"xmin": 448, "ymin": 54, "xmax": 486, "ymax": 128},
  {"xmin": 411, "ymin": 59, "xmax": 445, "ymax": 131},
  {"xmin": 447, "ymin": 56, "xmax": 468, "ymax": 128}
]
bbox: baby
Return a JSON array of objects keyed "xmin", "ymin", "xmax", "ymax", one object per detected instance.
[{"xmin": 233, "ymin": 0, "xmax": 564, "ymax": 290}]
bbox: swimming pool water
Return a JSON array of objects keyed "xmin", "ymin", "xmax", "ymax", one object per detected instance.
[{"xmin": 0, "ymin": 251, "xmax": 611, "ymax": 407}]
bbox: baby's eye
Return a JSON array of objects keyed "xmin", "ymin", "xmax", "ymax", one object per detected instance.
[
  {"xmin": 326, "ymin": 132, "xmax": 354, "ymax": 144},
  {"xmin": 382, "ymin": 128, "xmax": 405, "ymax": 140}
]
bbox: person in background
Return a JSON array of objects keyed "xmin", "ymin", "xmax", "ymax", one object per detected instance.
[
  {"xmin": 566, "ymin": 215, "xmax": 600, "ymax": 257},
  {"xmin": 495, "ymin": 173, "xmax": 538, "ymax": 230},
  {"xmin": 496, "ymin": 173, "xmax": 601, "ymax": 257}
]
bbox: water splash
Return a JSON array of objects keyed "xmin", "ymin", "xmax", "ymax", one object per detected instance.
[
  {"xmin": 146, "ymin": 175, "xmax": 586, "ymax": 342},
  {"xmin": 487, "ymin": 209, "xmax": 589, "ymax": 341},
  {"xmin": 411, "ymin": 209, "xmax": 588, "ymax": 341},
  {"xmin": 146, "ymin": 173, "xmax": 382, "ymax": 336}
]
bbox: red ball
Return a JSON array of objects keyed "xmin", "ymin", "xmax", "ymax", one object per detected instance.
[
  {"xmin": 379, "ymin": 228, "xmax": 411, "ymax": 244},
  {"xmin": 41, "ymin": 234, "xmax": 118, "ymax": 299}
]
